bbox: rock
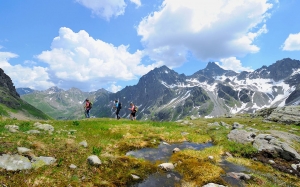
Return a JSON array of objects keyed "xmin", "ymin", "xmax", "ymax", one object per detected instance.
[
  {"xmin": 227, "ymin": 129, "xmax": 256, "ymax": 144},
  {"xmin": 220, "ymin": 121, "xmax": 230, "ymax": 129},
  {"xmin": 131, "ymin": 174, "xmax": 140, "ymax": 180},
  {"xmin": 173, "ymin": 148, "xmax": 180, "ymax": 153},
  {"xmin": 162, "ymin": 142, "xmax": 170, "ymax": 146},
  {"xmin": 269, "ymin": 160, "xmax": 275, "ymax": 164},
  {"xmin": 26, "ymin": 130, "xmax": 41, "ymax": 134},
  {"xmin": 207, "ymin": 122, "xmax": 220, "ymax": 127},
  {"xmin": 227, "ymin": 172, "xmax": 251, "ymax": 180},
  {"xmin": 0, "ymin": 154, "xmax": 32, "ymax": 171},
  {"xmin": 202, "ymin": 183, "xmax": 227, "ymax": 187},
  {"xmin": 87, "ymin": 155, "xmax": 101, "ymax": 166},
  {"xmin": 4, "ymin": 125, "xmax": 19, "ymax": 133},
  {"xmin": 31, "ymin": 156, "xmax": 56, "ymax": 169},
  {"xmin": 69, "ymin": 164, "xmax": 77, "ymax": 169},
  {"xmin": 232, "ymin": 122, "xmax": 244, "ymax": 129},
  {"xmin": 34, "ymin": 122, "xmax": 54, "ymax": 132},
  {"xmin": 253, "ymin": 134, "xmax": 300, "ymax": 160},
  {"xmin": 266, "ymin": 106, "xmax": 300, "ymax": 125},
  {"xmin": 208, "ymin": 156, "xmax": 214, "ymax": 160},
  {"xmin": 158, "ymin": 163, "xmax": 174, "ymax": 171},
  {"xmin": 17, "ymin": 147, "xmax": 31, "ymax": 154},
  {"xmin": 225, "ymin": 152, "xmax": 233, "ymax": 157},
  {"xmin": 79, "ymin": 140, "xmax": 88, "ymax": 148}
]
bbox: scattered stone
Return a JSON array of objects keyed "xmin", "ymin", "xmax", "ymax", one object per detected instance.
[
  {"xmin": 131, "ymin": 174, "xmax": 140, "ymax": 180},
  {"xmin": 225, "ymin": 152, "xmax": 233, "ymax": 158},
  {"xmin": 173, "ymin": 148, "xmax": 180, "ymax": 153},
  {"xmin": 162, "ymin": 142, "xmax": 170, "ymax": 146},
  {"xmin": 87, "ymin": 155, "xmax": 101, "ymax": 166},
  {"xmin": 207, "ymin": 122, "xmax": 220, "ymax": 127},
  {"xmin": 220, "ymin": 121, "xmax": 230, "ymax": 129},
  {"xmin": 202, "ymin": 183, "xmax": 227, "ymax": 187},
  {"xmin": 208, "ymin": 156, "xmax": 214, "ymax": 160},
  {"xmin": 4, "ymin": 125, "xmax": 19, "ymax": 133},
  {"xmin": 31, "ymin": 156, "xmax": 57, "ymax": 169},
  {"xmin": 158, "ymin": 163, "xmax": 174, "ymax": 171},
  {"xmin": 34, "ymin": 122, "xmax": 54, "ymax": 132},
  {"xmin": 268, "ymin": 160, "xmax": 275, "ymax": 164},
  {"xmin": 69, "ymin": 164, "xmax": 77, "ymax": 169},
  {"xmin": 291, "ymin": 163, "xmax": 300, "ymax": 171},
  {"xmin": 232, "ymin": 122, "xmax": 244, "ymax": 129},
  {"xmin": 79, "ymin": 140, "xmax": 88, "ymax": 148},
  {"xmin": 227, "ymin": 129, "xmax": 256, "ymax": 144},
  {"xmin": 17, "ymin": 147, "xmax": 31, "ymax": 154},
  {"xmin": 181, "ymin": 132, "xmax": 189, "ymax": 136},
  {"xmin": 0, "ymin": 154, "xmax": 32, "ymax": 171},
  {"xmin": 26, "ymin": 130, "xmax": 41, "ymax": 134},
  {"xmin": 227, "ymin": 172, "xmax": 251, "ymax": 180}
]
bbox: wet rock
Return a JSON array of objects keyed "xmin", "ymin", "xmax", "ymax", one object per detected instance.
[
  {"xmin": 253, "ymin": 134, "xmax": 300, "ymax": 160},
  {"xmin": 158, "ymin": 163, "xmax": 174, "ymax": 171},
  {"xmin": 173, "ymin": 148, "xmax": 180, "ymax": 153},
  {"xmin": 69, "ymin": 164, "xmax": 77, "ymax": 169},
  {"xmin": 202, "ymin": 183, "xmax": 227, "ymax": 187},
  {"xmin": 87, "ymin": 155, "xmax": 101, "ymax": 166},
  {"xmin": 227, "ymin": 129, "xmax": 256, "ymax": 144},
  {"xmin": 0, "ymin": 154, "xmax": 32, "ymax": 171},
  {"xmin": 227, "ymin": 172, "xmax": 251, "ymax": 180},
  {"xmin": 79, "ymin": 140, "xmax": 88, "ymax": 148}
]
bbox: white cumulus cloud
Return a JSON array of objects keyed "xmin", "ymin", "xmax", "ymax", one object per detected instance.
[
  {"xmin": 37, "ymin": 27, "xmax": 157, "ymax": 91},
  {"xmin": 216, "ymin": 57, "xmax": 253, "ymax": 72},
  {"xmin": 282, "ymin": 32, "xmax": 300, "ymax": 51},
  {"xmin": 130, "ymin": 0, "xmax": 141, "ymax": 8},
  {"xmin": 76, "ymin": 0, "xmax": 126, "ymax": 20},
  {"xmin": 0, "ymin": 51, "xmax": 55, "ymax": 90},
  {"xmin": 107, "ymin": 83, "xmax": 122, "ymax": 93},
  {"xmin": 137, "ymin": 0, "xmax": 276, "ymax": 68}
]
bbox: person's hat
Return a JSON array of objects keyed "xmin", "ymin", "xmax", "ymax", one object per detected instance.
[{"xmin": 86, "ymin": 98, "xmax": 89, "ymax": 101}]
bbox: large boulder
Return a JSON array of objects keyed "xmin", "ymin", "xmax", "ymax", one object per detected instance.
[
  {"xmin": 227, "ymin": 129, "xmax": 256, "ymax": 144},
  {"xmin": 266, "ymin": 106, "xmax": 300, "ymax": 125},
  {"xmin": 253, "ymin": 134, "xmax": 300, "ymax": 161},
  {"xmin": 0, "ymin": 154, "xmax": 32, "ymax": 171}
]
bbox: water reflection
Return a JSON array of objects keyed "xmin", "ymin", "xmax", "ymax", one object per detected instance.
[{"xmin": 126, "ymin": 141, "xmax": 214, "ymax": 163}]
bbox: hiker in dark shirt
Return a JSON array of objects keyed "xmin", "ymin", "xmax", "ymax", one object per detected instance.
[
  {"xmin": 113, "ymin": 100, "xmax": 122, "ymax": 119},
  {"xmin": 129, "ymin": 102, "xmax": 136, "ymax": 120}
]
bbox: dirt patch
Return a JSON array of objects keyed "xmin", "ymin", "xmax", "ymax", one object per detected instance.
[{"xmin": 252, "ymin": 150, "xmax": 300, "ymax": 177}]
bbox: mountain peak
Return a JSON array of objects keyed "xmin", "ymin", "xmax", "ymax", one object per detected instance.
[{"xmin": 205, "ymin": 62, "xmax": 222, "ymax": 70}]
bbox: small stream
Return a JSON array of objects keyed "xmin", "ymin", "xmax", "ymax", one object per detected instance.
[{"xmin": 127, "ymin": 141, "xmax": 248, "ymax": 187}]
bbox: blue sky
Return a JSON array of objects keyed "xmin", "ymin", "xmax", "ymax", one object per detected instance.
[{"xmin": 0, "ymin": 0, "xmax": 300, "ymax": 92}]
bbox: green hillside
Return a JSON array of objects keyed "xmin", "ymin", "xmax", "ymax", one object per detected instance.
[
  {"xmin": 0, "ymin": 115, "xmax": 299, "ymax": 186},
  {"xmin": 0, "ymin": 87, "xmax": 51, "ymax": 120}
]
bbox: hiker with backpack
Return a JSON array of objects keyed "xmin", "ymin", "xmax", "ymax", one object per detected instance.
[
  {"xmin": 129, "ymin": 102, "xmax": 137, "ymax": 120},
  {"xmin": 84, "ymin": 98, "xmax": 92, "ymax": 118},
  {"xmin": 113, "ymin": 100, "xmax": 122, "ymax": 119}
]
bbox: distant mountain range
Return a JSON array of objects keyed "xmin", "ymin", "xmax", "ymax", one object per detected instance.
[{"xmin": 17, "ymin": 58, "xmax": 300, "ymax": 121}]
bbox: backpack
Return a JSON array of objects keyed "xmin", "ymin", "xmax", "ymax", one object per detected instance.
[
  {"xmin": 134, "ymin": 106, "xmax": 138, "ymax": 112},
  {"xmin": 118, "ymin": 102, "xmax": 122, "ymax": 109},
  {"xmin": 89, "ymin": 102, "xmax": 93, "ymax": 109}
]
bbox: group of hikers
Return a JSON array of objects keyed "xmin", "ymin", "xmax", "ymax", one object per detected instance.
[{"xmin": 83, "ymin": 99, "xmax": 137, "ymax": 120}]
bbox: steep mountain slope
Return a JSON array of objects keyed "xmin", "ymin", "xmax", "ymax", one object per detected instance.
[
  {"xmin": 0, "ymin": 68, "xmax": 50, "ymax": 120},
  {"xmin": 21, "ymin": 87, "xmax": 110, "ymax": 120}
]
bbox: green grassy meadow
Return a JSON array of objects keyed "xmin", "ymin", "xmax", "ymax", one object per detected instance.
[{"xmin": 0, "ymin": 116, "xmax": 300, "ymax": 186}]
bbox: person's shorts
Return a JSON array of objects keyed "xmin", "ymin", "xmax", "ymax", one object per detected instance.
[{"xmin": 131, "ymin": 112, "xmax": 136, "ymax": 117}]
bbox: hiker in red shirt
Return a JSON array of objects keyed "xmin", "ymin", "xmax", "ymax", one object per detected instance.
[{"xmin": 84, "ymin": 99, "xmax": 91, "ymax": 118}]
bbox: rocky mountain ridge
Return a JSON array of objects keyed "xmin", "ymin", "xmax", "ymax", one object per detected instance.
[{"xmin": 18, "ymin": 58, "xmax": 300, "ymax": 121}]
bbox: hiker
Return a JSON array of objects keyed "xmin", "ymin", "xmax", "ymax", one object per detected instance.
[
  {"xmin": 84, "ymin": 99, "xmax": 91, "ymax": 118},
  {"xmin": 113, "ymin": 100, "xmax": 122, "ymax": 119},
  {"xmin": 129, "ymin": 102, "xmax": 137, "ymax": 120}
]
